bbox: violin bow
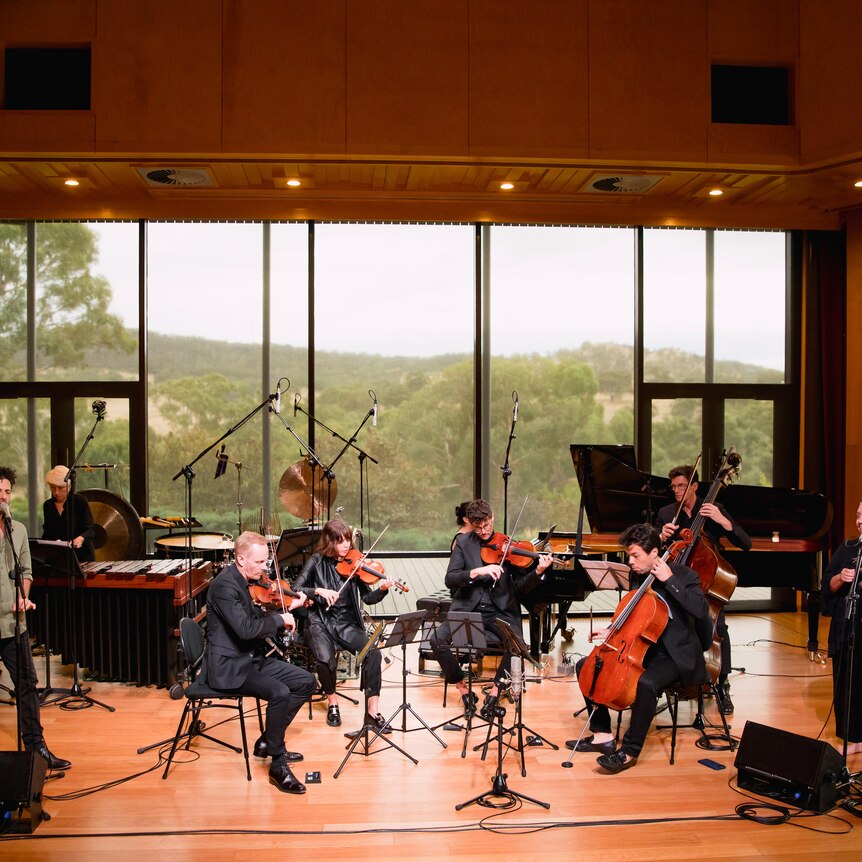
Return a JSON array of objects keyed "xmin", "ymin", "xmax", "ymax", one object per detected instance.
[
  {"xmin": 667, "ymin": 450, "xmax": 703, "ymax": 530},
  {"xmin": 332, "ymin": 523, "xmax": 390, "ymax": 601},
  {"xmin": 494, "ymin": 497, "xmax": 528, "ymax": 587}
]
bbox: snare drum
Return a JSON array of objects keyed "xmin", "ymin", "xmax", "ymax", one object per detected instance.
[{"xmin": 155, "ymin": 532, "xmax": 234, "ymax": 563}]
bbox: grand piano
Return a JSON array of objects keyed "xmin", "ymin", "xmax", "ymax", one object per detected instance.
[{"xmin": 525, "ymin": 444, "xmax": 832, "ymax": 655}]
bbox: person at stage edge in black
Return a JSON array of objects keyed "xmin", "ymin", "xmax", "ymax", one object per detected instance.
[
  {"xmin": 204, "ymin": 530, "xmax": 317, "ymax": 794},
  {"xmin": 655, "ymin": 464, "xmax": 751, "ymax": 714},
  {"xmin": 430, "ymin": 498, "xmax": 553, "ymax": 720},
  {"xmin": 821, "ymin": 500, "xmax": 862, "ymax": 756},
  {"xmin": 0, "ymin": 465, "xmax": 72, "ymax": 771},
  {"xmin": 292, "ymin": 518, "xmax": 401, "ymax": 733},
  {"xmin": 41, "ymin": 464, "xmax": 96, "ymax": 563},
  {"xmin": 570, "ymin": 523, "xmax": 710, "ymax": 773}
]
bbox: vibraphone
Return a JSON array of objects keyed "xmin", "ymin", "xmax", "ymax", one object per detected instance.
[{"xmin": 29, "ymin": 558, "xmax": 212, "ymax": 689}]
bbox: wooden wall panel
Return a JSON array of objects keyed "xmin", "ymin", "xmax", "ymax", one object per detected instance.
[
  {"xmin": 0, "ymin": 0, "xmax": 95, "ymax": 41},
  {"xmin": 222, "ymin": 0, "xmax": 346, "ymax": 155},
  {"xmin": 345, "ymin": 0, "xmax": 468, "ymax": 155},
  {"xmin": 468, "ymin": 0, "xmax": 589, "ymax": 158},
  {"xmin": 799, "ymin": 0, "xmax": 862, "ymax": 163},
  {"xmin": 707, "ymin": 0, "xmax": 798, "ymax": 62},
  {"xmin": 92, "ymin": 0, "xmax": 223, "ymax": 152},
  {"xmin": 588, "ymin": 0, "xmax": 709, "ymax": 162},
  {"xmin": 845, "ymin": 211, "xmax": 862, "ymax": 535}
]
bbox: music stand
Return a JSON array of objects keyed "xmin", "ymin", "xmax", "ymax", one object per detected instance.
[
  {"xmin": 275, "ymin": 526, "xmax": 322, "ymax": 575},
  {"xmin": 378, "ymin": 610, "xmax": 446, "ymax": 748},
  {"xmin": 580, "ymin": 559, "xmax": 631, "ymax": 592},
  {"xmin": 333, "ymin": 622, "xmax": 418, "ymax": 779},
  {"xmin": 473, "ymin": 619, "xmax": 556, "ymax": 777},
  {"xmin": 28, "ymin": 540, "xmax": 114, "ymax": 711},
  {"xmin": 429, "ymin": 611, "xmax": 492, "ymax": 758}
]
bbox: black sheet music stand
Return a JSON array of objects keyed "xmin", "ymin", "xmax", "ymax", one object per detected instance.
[
  {"xmin": 473, "ymin": 618, "xmax": 556, "ymax": 777},
  {"xmin": 430, "ymin": 611, "xmax": 492, "ymax": 758},
  {"xmin": 379, "ymin": 610, "xmax": 446, "ymax": 748},
  {"xmin": 580, "ymin": 559, "xmax": 631, "ymax": 592},
  {"xmin": 333, "ymin": 622, "xmax": 418, "ymax": 779},
  {"xmin": 275, "ymin": 526, "xmax": 322, "ymax": 575},
  {"xmin": 29, "ymin": 540, "xmax": 114, "ymax": 711}
]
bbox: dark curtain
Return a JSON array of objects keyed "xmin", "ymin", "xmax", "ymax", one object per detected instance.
[{"xmin": 799, "ymin": 229, "xmax": 846, "ymax": 551}]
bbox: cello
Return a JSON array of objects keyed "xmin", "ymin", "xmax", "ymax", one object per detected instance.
[
  {"xmin": 668, "ymin": 450, "xmax": 742, "ymax": 682},
  {"xmin": 577, "ymin": 531, "xmax": 694, "ymax": 712}
]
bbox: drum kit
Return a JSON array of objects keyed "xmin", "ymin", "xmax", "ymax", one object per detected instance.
[{"xmin": 81, "ymin": 454, "xmax": 334, "ymax": 569}]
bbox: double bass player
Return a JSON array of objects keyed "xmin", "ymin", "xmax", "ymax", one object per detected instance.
[{"xmin": 570, "ymin": 524, "xmax": 710, "ymax": 773}]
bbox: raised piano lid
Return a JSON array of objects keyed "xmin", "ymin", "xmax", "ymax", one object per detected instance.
[{"xmin": 569, "ymin": 443, "xmax": 832, "ymax": 541}]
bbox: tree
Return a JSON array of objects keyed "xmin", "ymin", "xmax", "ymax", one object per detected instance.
[{"xmin": 0, "ymin": 223, "xmax": 134, "ymax": 373}]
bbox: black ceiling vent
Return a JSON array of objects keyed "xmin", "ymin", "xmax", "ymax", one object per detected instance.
[
  {"xmin": 136, "ymin": 167, "xmax": 215, "ymax": 187},
  {"xmin": 586, "ymin": 175, "xmax": 662, "ymax": 194}
]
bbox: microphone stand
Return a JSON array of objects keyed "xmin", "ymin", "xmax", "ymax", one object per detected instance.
[
  {"xmin": 500, "ymin": 391, "xmax": 518, "ymax": 534},
  {"xmin": 51, "ymin": 406, "xmax": 114, "ymax": 711},
  {"xmin": 2, "ymin": 511, "xmax": 26, "ymax": 748},
  {"xmin": 840, "ymin": 540, "xmax": 862, "ymax": 764},
  {"xmin": 294, "ymin": 400, "xmax": 378, "ymax": 533}
]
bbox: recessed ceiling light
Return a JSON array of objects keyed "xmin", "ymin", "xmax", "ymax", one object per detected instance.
[
  {"xmin": 286, "ymin": 179, "xmax": 301, "ymax": 187},
  {"xmin": 499, "ymin": 182, "xmax": 514, "ymax": 191},
  {"xmin": 64, "ymin": 178, "xmax": 80, "ymax": 187},
  {"xmin": 855, "ymin": 180, "xmax": 862, "ymax": 188},
  {"xmin": 708, "ymin": 188, "xmax": 724, "ymax": 196}
]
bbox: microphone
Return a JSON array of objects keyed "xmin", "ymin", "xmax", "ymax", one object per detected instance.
[
  {"xmin": 512, "ymin": 390, "xmax": 518, "ymax": 423},
  {"xmin": 275, "ymin": 381, "xmax": 282, "ymax": 415},
  {"xmin": 370, "ymin": 390, "xmax": 378, "ymax": 427},
  {"xmin": 92, "ymin": 400, "xmax": 107, "ymax": 419},
  {"xmin": 293, "ymin": 393, "xmax": 300, "ymax": 417},
  {"xmin": 0, "ymin": 501, "xmax": 12, "ymax": 532},
  {"xmin": 214, "ymin": 444, "xmax": 228, "ymax": 479},
  {"xmin": 510, "ymin": 655, "xmax": 523, "ymax": 700}
]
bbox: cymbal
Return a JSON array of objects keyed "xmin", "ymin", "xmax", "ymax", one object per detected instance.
[
  {"xmin": 278, "ymin": 457, "xmax": 336, "ymax": 521},
  {"xmin": 80, "ymin": 488, "xmax": 145, "ymax": 561}
]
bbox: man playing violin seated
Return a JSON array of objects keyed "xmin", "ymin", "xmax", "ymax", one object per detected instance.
[
  {"xmin": 292, "ymin": 519, "xmax": 401, "ymax": 733},
  {"xmin": 569, "ymin": 523, "xmax": 709, "ymax": 773},
  {"xmin": 430, "ymin": 499, "xmax": 553, "ymax": 719},
  {"xmin": 204, "ymin": 531, "xmax": 317, "ymax": 794}
]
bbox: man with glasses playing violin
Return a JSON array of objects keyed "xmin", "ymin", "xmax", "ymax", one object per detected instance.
[
  {"xmin": 292, "ymin": 518, "xmax": 401, "ymax": 734},
  {"xmin": 430, "ymin": 499, "xmax": 553, "ymax": 720},
  {"xmin": 656, "ymin": 464, "xmax": 751, "ymax": 714},
  {"xmin": 204, "ymin": 531, "xmax": 317, "ymax": 794}
]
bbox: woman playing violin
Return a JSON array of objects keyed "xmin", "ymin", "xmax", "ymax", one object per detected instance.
[
  {"xmin": 430, "ymin": 499, "xmax": 553, "ymax": 720},
  {"xmin": 569, "ymin": 523, "xmax": 709, "ymax": 774},
  {"xmin": 292, "ymin": 519, "xmax": 399, "ymax": 731}
]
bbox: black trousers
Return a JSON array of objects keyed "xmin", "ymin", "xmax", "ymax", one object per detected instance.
[
  {"xmin": 0, "ymin": 631, "xmax": 44, "ymax": 750},
  {"xmin": 226, "ymin": 657, "xmax": 316, "ymax": 759},
  {"xmin": 577, "ymin": 650, "xmax": 682, "ymax": 758},
  {"xmin": 430, "ymin": 603, "xmax": 513, "ymax": 687},
  {"xmin": 305, "ymin": 618, "xmax": 382, "ymax": 697},
  {"xmin": 832, "ymin": 647, "xmax": 862, "ymax": 743}
]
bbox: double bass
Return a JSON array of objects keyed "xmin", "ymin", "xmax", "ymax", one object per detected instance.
[{"xmin": 667, "ymin": 450, "xmax": 742, "ymax": 682}]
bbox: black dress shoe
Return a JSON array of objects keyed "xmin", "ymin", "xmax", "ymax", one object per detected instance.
[
  {"xmin": 32, "ymin": 743, "xmax": 71, "ymax": 771},
  {"xmin": 268, "ymin": 761, "xmax": 306, "ymax": 794},
  {"xmin": 716, "ymin": 682, "xmax": 734, "ymax": 715},
  {"xmin": 253, "ymin": 736, "xmax": 268, "ymax": 758},
  {"xmin": 596, "ymin": 748, "xmax": 638, "ymax": 774},
  {"xmin": 565, "ymin": 736, "xmax": 616, "ymax": 754},
  {"xmin": 344, "ymin": 714, "xmax": 393, "ymax": 739},
  {"xmin": 326, "ymin": 704, "xmax": 342, "ymax": 727},
  {"xmin": 461, "ymin": 691, "xmax": 479, "ymax": 717},
  {"xmin": 480, "ymin": 694, "xmax": 500, "ymax": 721}
]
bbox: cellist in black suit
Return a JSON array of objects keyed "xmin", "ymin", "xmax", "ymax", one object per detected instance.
[
  {"xmin": 204, "ymin": 531, "xmax": 317, "ymax": 794},
  {"xmin": 571, "ymin": 523, "xmax": 709, "ymax": 773}
]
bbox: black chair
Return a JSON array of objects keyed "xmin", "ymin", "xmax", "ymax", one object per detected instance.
[
  {"xmin": 162, "ymin": 617, "xmax": 253, "ymax": 781},
  {"xmin": 657, "ymin": 679, "xmax": 735, "ymax": 765}
]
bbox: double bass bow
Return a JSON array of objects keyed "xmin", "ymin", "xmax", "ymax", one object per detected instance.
[{"xmin": 577, "ymin": 530, "xmax": 694, "ymax": 712}]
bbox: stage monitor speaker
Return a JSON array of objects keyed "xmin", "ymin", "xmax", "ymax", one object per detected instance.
[
  {"xmin": 0, "ymin": 750, "xmax": 49, "ymax": 834},
  {"xmin": 734, "ymin": 721, "xmax": 846, "ymax": 813}
]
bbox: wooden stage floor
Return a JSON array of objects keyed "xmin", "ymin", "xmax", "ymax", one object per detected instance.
[{"xmin": 1, "ymin": 611, "xmax": 861, "ymax": 860}]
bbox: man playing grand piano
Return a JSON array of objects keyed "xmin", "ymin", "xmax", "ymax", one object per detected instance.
[{"xmin": 655, "ymin": 464, "xmax": 751, "ymax": 713}]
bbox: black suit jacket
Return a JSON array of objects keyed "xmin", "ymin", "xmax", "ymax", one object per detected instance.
[
  {"xmin": 649, "ymin": 562, "xmax": 710, "ymax": 686},
  {"xmin": 656, "ymin": 498, "xmax": 751, "ymax": 551},
  {"xmin": 204, "ymin": 564, "xmax": 285, "ymax": 689},
  {"xmin": 444, "ymin": 531, "xmax": 542, "ymax": 624}
]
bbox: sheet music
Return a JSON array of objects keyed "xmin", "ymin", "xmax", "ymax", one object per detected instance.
[{"xmin": 579, "ymin": 559, "xmax": 631, "ymax": 590}]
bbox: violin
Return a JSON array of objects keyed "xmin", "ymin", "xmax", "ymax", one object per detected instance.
[
  {"xmin": 479, "ymin": 532, "xmax": 564, "ymax": 568},
  {"xmin": 248, "ymin": 576, "xmax": 310, "ymax": 611},
  {"xmin": 335, "ymin": 548, "xmax": 409, "ymax": 593}
]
